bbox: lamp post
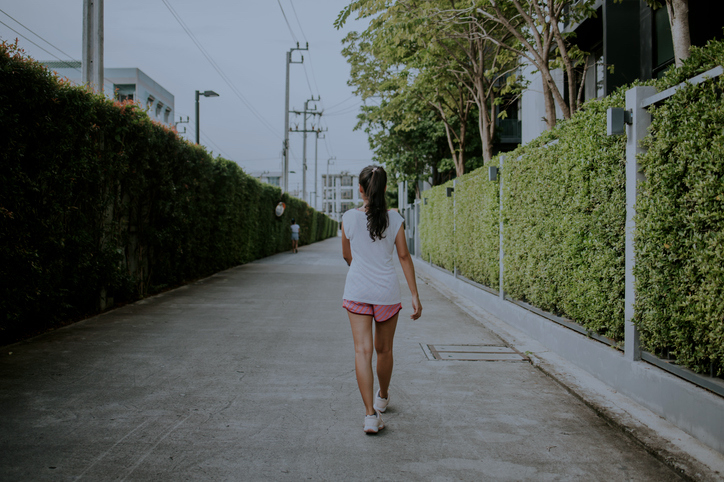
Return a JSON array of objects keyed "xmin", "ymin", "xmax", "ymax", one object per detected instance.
[{"xmin": 195, "ymin": 90, "xmax": 219, "ymax": 145}]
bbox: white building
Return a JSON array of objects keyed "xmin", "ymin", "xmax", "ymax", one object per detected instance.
[
  {"xmin": 248, "ymin": 171, "xmax": 282, "ymax": 188},
  {"xmin": 42, "ymin": 62, "xmax": 175, "ymax": 126},
  {"xmin": 321, "ymin": 172, "xmax": 361, "ymax": 223}
]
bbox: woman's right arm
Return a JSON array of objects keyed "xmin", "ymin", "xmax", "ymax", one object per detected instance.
[
  {"xmin": 394, "ymin": 224, "xmax": 422, "ymax": 320},
  {"xmin": 341, "ymin": 222, "xmax": 352, "ymax": 266}
]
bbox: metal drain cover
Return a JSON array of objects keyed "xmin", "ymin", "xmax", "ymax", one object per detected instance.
[{"xmin": 424, "ymin": 344, "xmax": 527, "ymax": 361}]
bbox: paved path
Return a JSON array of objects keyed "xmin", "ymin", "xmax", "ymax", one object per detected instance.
[{"xmin": 0, "ymin": 237, "xmax": 680, "ymax": 481}]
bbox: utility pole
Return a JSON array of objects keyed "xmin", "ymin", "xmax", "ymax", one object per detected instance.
[
  {"xmin": 82, "ymin": 0, "xmax": 103, "ymax": 92},
  {"xmin": 289, "ymin": 96, "xmax": 322, "ymax": 203},
  {"xmin": 283, "ymin": 43, "xmax": 308, "ymax": 194},
  {"xmin": 326, "ymin": 156, "xmax": 336, "ymax": 215},
  {"xmin": 314, "ymin": 129, "xmax": 328, "ymax": 210}
]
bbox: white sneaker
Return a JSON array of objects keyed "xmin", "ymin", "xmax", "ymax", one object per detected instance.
[
  {"xmin": 363, "ymin": 411, "xmax": 385, "ymax": 434},
  {"xmin": 373, "ymin": 390, "xmax": 389, "ymax": 413}
]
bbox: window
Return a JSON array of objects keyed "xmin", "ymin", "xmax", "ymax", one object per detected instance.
[
  {"xmin": 164, "ymin": 107, "xmax": 171, "ymax": 124},
  {"xmin": 583, "ymin": 46, "xmax": 604, "ymax": 101},
  {"xmin": 155, "ymin": 102, "xmax": 163, "ymax": 118},
  {"xmin": 341, "ymin": 175, "xmax": 353, "ymax": 186},
  {"xmin": 146, "ymin": 95, "xmax": 155, "ymax": 110},
  {"xmin": 266, "ymin": 176, "xmax": 280, "ymax": 187},
  {"xmin": 114, "ymin": 84, "xmax": 136, "ymax": 102},
  {"xmin": 653, "ymin": 6, "xmax": 675, "ymax": 78}
]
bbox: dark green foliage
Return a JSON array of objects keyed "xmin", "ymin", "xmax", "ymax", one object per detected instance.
[
  {"xmin": 634, "ymin": 39, "xmax": 724, "ymax": 374},
  {"xmin": 502, "ymin": 92, "xmax": 628, "ymax": 340},
  {"xmin": 420, "ymin": 38, "xmax": 724, "ymax": 375},
  {"xmin": 423, "ymin": 92, "xmax": 628, "ymax": 340},
  {"xmin": 0, "ymin": 42, "xmax": 337, "ymax": 345}
]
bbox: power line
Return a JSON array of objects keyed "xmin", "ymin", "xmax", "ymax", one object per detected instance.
[
  {"xmin": 0, "ymin": 19, "xmax": 79, "ymax": 71},
  {"xmin": 160, "ymin": 0, "xmax": 281, "ymax": 140},
  {"xmin": 0, "ymin": 8, "xmax": 77, "ymax": 63},
  {"xmin": 276, "ymin": 0, "xmax": 298, "ymax": 43},
  {"xmin": 324, "ymin": 101, "xmax": 364, "ymax": 117},
  {"xmin": 301, "ymin": 63, "xmax": 315, "ymax": 97},
  {"xmin": 289, "ymin": 1, "xmax": 307, "ymax": 42},
  {"xmin": 175, "ymin": 109, "xmax": 232, "ymax": 159},
  {"xmin": 288, "ymin": 1, "xmax": 321, "ymax": 97},
  {"xmin": 322, "ymin": 94, "xmax": 357, "ymax": 111},
  {"xmin": 0, "ymin": 11, "xmax": 121, "ymax": 94},
  {"xmin": 200, "ymin": 131, "xmax": 232, "ymax": 159}
]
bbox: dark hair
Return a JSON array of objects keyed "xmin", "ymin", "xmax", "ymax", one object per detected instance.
[
  {"xmin": 359, "ymin": 165, "xmax": 389, "ymax": 241},
  {"xmin": 291, "ymin": 218, "xmax": 295, "ymax": 223}
]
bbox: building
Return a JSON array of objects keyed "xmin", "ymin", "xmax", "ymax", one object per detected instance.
[
  {"xmin": 520, "ymin": 0, "xmax": 724, "ymax": 144},
  {"xmin": 321, "ymin": 172, "xmax": 361, "ymax": 223},
  {"xmin": 248, "ymin": 171, "xmax": 282, "ymax": 188},
  {"xmin": 42, "ymin": 62, "xmax": 175, "ymax": 126}
]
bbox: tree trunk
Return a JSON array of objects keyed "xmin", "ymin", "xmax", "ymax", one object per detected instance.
[
  {"xmin": 474, "ymin": 77, "xmax": 494, "ymax": 162},
  {"xmin": 667, "ymin": 0, "xmax": 691, "ymax": 67},
  {"xmin": 541, "ymin": 70, "xmax": 557, "ymax": 129}
]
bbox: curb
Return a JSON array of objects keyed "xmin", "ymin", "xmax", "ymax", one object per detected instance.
[{"xmin": 414, "ymin": 264, "xmax": 724, "ymax": 481}]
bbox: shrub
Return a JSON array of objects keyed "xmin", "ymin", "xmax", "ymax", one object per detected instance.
[
  {"xmin": 634, "ymin": 39, "xmax": 724, "ymax": 374},
  {"xmin": 0, "ymin": 41, "xmax": 337, "ymax": 345}
]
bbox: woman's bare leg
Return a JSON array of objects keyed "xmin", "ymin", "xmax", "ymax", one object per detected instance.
[
  {"xmin": 348, "ymin": 311, "xmax": 376, "ymax": 415},
  {"xmin": 374, "ymin": 312, "xmax": 399, "ymax": 399}
]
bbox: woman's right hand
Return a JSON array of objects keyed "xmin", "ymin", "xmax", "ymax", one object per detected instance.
[{"xmin": 410, "ymin": 295, "xmax": 422, "ymax": 320}]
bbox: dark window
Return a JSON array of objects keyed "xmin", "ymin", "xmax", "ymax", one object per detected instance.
[{"xmin": 653, "ymin": 7, "xmax": 674, "ymax": 78}]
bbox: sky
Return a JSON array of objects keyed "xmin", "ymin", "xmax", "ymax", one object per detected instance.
[{"xmin": 0, "ymin": 0, "xmax": 374, "ymax": 205}]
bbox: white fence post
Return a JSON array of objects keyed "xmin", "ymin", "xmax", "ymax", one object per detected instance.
[
  {"xmin": 414, "ymin": 199, "xmax": 421, "ymax": 258},
  {"xmin": 453, "ymin": 178, "xmax": 457, "ymax": 278},
  {"xmin": 624, "ymin": 86, "xmax": 657, "ymax": 362},
  {"xmin": 499, "ymin": 156, "xmax": 505, "ymax": 299}
]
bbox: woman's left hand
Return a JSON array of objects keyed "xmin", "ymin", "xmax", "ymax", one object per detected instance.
[{"xmin": 410, "ymin": 295, "xmax": 422, "ymax": 320}]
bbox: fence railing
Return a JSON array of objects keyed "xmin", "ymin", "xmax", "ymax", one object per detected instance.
[{"xmin": 407, "ymin": 66, "xmax": 724, "ymax": 398}]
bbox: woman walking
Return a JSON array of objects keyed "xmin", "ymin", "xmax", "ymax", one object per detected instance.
[
  {"xmin": 290, "ymin": 218, "xmax": 301, "ymax": 253},
  {"xmin": 341, "ymin": 165, "xmax": 422, "ymax": 434}
]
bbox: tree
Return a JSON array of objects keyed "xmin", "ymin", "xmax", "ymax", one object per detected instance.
[
  {"xmin": 337, "ymin": 1, "xmax": 478, "ymax": 177},
  {"xmin": 645, "ymin": 0, "xmax": 690, "ymax": 67},
  {"xmin": 450, "ymin": 0, "xmax": 596, "ymax": 128},
  {"xmin": 411, "ymin": 1, "xmax": 521, "ymax": 161}
]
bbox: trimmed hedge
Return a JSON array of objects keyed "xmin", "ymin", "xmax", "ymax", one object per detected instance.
[
  {"xmin": 420, "ymin": 38, "xmax": 724, "ymax": 375},
  {"xmin": 420, "ymin": 166, "xmax": 500, "ymax": 289},
  {"xmin": 0, "ymin": 41, "xmax": 337, "ymax": 345},
  {"xmin": 634, "ymin": 41, "xmax": 724, "ymax": 374},
  {"xmin": 423, "ymin": 92, "xmax": 627, "ymax": 340},
  {"xmin": 503, "ymin": 92, "xmax": 628, "ymax": 340}
]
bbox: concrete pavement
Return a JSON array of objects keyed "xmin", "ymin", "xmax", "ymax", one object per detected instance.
[{"xmin": 0, "ymin": 237, "xmax": 684, "ymax": 480}]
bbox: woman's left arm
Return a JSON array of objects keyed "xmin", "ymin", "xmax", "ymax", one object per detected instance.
[{"xmin": 395, "ymin": 223, "xmax": 422, "ymax": 320}]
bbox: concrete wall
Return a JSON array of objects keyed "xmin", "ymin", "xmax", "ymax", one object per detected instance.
[
  {"xmin": 520, "ymin": 62, "xmax": 564, "ymax": 145},
  {"xmin": 413, "ymin": 259, "xmax": 724, "ymax": 455}
]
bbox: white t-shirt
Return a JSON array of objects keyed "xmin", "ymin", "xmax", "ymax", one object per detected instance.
[
  {"xmin": 342, "ymin": 209, "xmax": 405, "ymax": 305},
  {"xmin": 291, "ymin": 224, "xmax": 300, "ymax": 234}
]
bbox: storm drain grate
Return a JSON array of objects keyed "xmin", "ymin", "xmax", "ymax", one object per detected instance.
[{"xmin": 422, "ymin": 344, "xmax": 528, "ymax": 362}]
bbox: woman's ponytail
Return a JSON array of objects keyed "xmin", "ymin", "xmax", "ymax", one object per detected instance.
[{"xmin": 359, "ymin": 165, "xmax": 389, "ymax": 241}]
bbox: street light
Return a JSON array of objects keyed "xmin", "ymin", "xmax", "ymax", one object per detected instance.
[{"xmin": 195, "ymin": 90, "xmax": 219, "ymax": 145}]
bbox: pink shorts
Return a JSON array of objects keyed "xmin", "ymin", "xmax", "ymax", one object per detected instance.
[{"xmin": 343, "ymin": 299, "xmax": 402, "ymax": 322}]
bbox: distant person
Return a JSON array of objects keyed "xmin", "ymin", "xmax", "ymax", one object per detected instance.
[
  {"xmin": 341, "ymin": 165, "xmax": 422, "ymax": 434},
  {"xmin": 290, "ymin": 218, "xmax": 300, "ymax": 254}
]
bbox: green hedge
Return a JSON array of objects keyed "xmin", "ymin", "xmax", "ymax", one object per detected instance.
[
  {"xmin": 420, "ymin": 167, "xmax": 500, "ymax": 288},
  {"xmin": 634, "ymin": 41, "xmax": 724, "ymax": 374},
  {"xmin": 423, "ymin": 92, "xmax": 627, "ymax": 339},
  {"xmin": 503, "ymin": 92, "xmax": 628, "ymax": 340},
  {"xmin": 0, "ymin": 42, "xmax": 337, "ymax": 345},
  {"xmin": 420, "ymin": 38, "xmax": 724, "ymax": 375}
]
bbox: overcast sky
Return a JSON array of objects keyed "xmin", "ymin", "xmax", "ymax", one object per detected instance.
[{"xmin": 0, "ymin": 0, "xmax": 373, "ymax": 203}]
